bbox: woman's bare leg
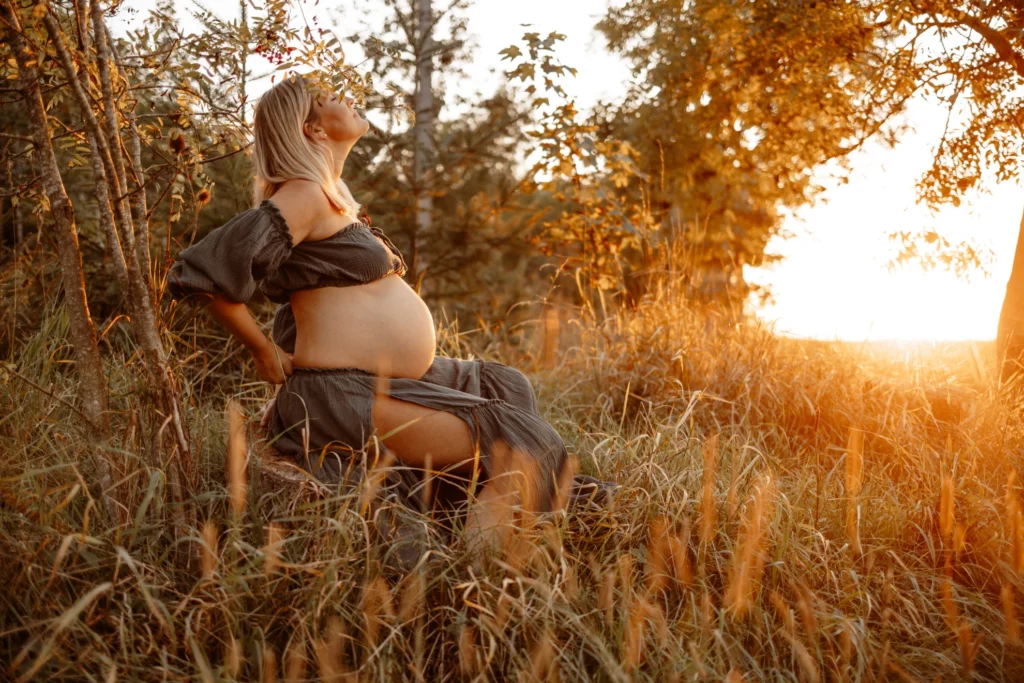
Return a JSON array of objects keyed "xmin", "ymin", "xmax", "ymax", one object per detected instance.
[{"xmin": 371, "ymin": 392, "xmax": 525, "ymax": 551}]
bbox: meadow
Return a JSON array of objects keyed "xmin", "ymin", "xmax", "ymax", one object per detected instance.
[{"xmin": 3, "ymin": 261, "xmax": 1023, "ymax": 682}]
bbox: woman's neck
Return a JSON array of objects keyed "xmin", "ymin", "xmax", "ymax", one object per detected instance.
[{"xmin": 326, "ymin": 138, "xmax": 356, "ymax": 178}]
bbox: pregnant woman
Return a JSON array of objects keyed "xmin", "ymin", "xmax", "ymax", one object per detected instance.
[{"xmin": 168, "ymin": 75, "xmax": 578, "ymax": 550}]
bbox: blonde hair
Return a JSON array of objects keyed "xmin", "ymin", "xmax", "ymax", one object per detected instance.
[{"xmin": 252, "ymin": 75, "xmax": 361, "ymax": 217}]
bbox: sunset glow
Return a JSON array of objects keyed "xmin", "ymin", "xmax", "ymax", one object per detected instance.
[{"xmin": 466, "ymin": 1, "xmax": 1024, "ymax": 342}]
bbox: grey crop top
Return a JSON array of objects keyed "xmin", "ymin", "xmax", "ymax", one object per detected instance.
[
  {"xmin": 168, "ymin": 200, "xmax": 408, "ymax": 352},
  {"xmin": 168, "ymin": 200, "xmax": 407, "ymax": 304}
]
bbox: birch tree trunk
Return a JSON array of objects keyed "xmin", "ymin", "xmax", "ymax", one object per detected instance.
[
  {"xmin": 412, "ymin": 0, "xmax": 434, "ymax": 287},
  {"xmin": 996, "ymin": 205, "xmax": 1024, "ymax": 383},
  {"xmin": 3, "ymin": 2, "xmax": 116, "ymax": 510}
]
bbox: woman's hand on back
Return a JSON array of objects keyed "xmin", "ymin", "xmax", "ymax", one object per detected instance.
[{"xmin": 253, "ymin": 341, "xmax": 294, "ymax": 384}]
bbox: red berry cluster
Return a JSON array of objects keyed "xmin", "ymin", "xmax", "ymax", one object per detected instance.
[{"xmin": 253, "ymin": 31, "xmax": 295, "ymax": 65}]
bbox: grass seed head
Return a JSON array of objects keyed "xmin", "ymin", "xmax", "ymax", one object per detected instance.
[
  {"xmin": 645, "ymin": 515, "xmax": 669, "ymax": 595},
  {"xmin": 264, "ymin": 523, "xmax": 285, "ymax": 577},
  {"xmin": 314, "ymin": 617, "xmax": 347, "ymax": 682},
  {"xmin": 793, "ymin": 580, "xmax": 818, "ymax": 641},
  {"xmin": 668, "ymin": 532, "xmax": 692, "ymax": 587},
  {"xmin": 1004, "ymin": 582, "xmax": 1020, "ymax": 645},
  {"xmin": 957, "ymin": 620, "xmax": 982, "ymax": 676},
  {"xmin": 525, "ymin": 626, "xmax": 557, "ymax": 682},
  {"xmin": 398, "ymin": 571, "xmax": 426, "ymax": 622},
  {"xmin": 845, "ymin": 427, "xmax": 864, "ymax": 556},
  {"xmin": 284, "ymin": 640, "xmax": 307, "ymax": 683},
  {"xmin": 201, "ymin": 521, "xmax": 218, "ymax": 580},
  {"xmin": 941, "ymin": 576, "xmax": 958, "ymax": 631},
  {"xmin": 458, "ymin": 623, "xmax": 478, "ymax": 677},
  {"xmin": 725, "ymin": 475, "xmax": 775, "ymax": 619},
  {"xmin": 621, "ymin": 601, "xmax": 646, "ymax": 672},
  {"xmin": 225, "ymin": 632, "xmax": 240, "ymax": 677},
  {"xmin": 940, "ymin": 471, "xmax": 955, "ymax": 542},
  {"xmin": 362, "ymin": 577, "xmax": 395, "ymax": 648},
  {"xmin": 700, "ymin": 433, "xmax": 720, "ymax": 546},
  {"xmin": 262, "ymin": 645, "xmax": 277, "ymax": 683},
  {"xmin": 226, "ymin": 400, "xmax": 247, "ymax": 517},
  {"xmin": 598, "ymin": 566, "xmax": 616, "ymax": 628}
]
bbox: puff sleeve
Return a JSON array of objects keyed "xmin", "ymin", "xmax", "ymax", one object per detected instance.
[{"xmin": 167, "ymin": 201, "xmax": 294, "ymax": 303}]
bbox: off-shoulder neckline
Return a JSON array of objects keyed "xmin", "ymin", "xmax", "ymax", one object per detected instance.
[{"xmin": 258, "ymin": 199, "xmax": 366, "ymax": 246}]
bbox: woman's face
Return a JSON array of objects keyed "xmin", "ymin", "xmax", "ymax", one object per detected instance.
[{"xmin": 311, "ymin": 92, "xmax": 369, "ymax": 143}]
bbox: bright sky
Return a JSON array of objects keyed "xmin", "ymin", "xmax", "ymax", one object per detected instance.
[{"xmin": 115, "ymin": 0, "xmax": 1023, "ymax": 342}]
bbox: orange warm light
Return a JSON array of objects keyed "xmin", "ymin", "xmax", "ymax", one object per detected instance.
[{"xmin": 749, "ymin": 161, "xmax": 1021, "ymax": 343}]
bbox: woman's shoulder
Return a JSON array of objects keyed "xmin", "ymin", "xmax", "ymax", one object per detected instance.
[{"xmin": 264, "ymin": 180, "xmax": 330, "ymax": 243}]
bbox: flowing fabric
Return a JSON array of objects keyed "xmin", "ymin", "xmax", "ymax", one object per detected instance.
[{"xmin": 269, "ymin": 356, "xmax": 570, "ymax": 512}]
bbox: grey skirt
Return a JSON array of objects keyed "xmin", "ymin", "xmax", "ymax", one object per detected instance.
[{"xmin": 267, "ymin": 356, "xmax": 571, "ymax": 512}]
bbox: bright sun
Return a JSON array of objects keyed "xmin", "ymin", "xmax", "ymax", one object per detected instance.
[{"xmin": 748, "ymin": 100, "xmax": 1022, "ymax": 342}]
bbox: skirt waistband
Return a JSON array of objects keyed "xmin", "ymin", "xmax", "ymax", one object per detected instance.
[{"xmin": 290, "ymin": 366, "xmax": 376, "ymax": 377}]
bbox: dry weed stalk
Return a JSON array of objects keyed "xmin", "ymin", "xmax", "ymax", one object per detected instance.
[
  {"xmin": 836, "ymin": 620, "xmax": 853, "ymax": 683},
  {"xmin": 845, "ymin": 428, "xmax": 864, "ymax": 556},
  {"xmin": 769, "ymin": 590, "xmax": 796, "ymax": 636},
  {"xmin": 542, "ymin": 304, "xmax": 559, "ymax": 369},
  {"xmin": 700, "ymin": 591, "xmax": 713, "ymax": 644}
]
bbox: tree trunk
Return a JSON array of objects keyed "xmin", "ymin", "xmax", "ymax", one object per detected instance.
[
  {"xmin": 3, "ymin": 2, "xmax": 116, "ymax": 512},
  {"xmin": 412, "ymin": 0, "xmax": 434, "ymax": 288},
  {"xmin": 43, "ymin": 11, "xmax": 131, "ymax": 297},
  {"xmin": 40, "ymin": 5, "xmax": 193, "ymax": 533},
  {"xmin": 91, "ymin": 10, "xmax": 194, "ymax": 527},
  {"xmin": 996, "ymin": 204, "xmax": 1024, "ymax": 383}
]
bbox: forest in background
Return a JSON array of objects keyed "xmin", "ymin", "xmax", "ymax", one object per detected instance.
[{"xmin": 2, "ymin": 0, "xmax": 1024, "ymax": 680}]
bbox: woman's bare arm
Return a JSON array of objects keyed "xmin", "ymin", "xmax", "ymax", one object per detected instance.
[
  {"xmin": 196, "ymin": 181, "xmax": 323, "ymax": 384},
  {"xmin": 208, "ymin": 294, "xmax": 293, "ymax": 384}
]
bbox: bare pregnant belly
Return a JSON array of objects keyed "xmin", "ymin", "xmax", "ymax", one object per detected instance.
[{"xmin": 289, "ymin": 274, "xmax": 436, "ymax": 378}]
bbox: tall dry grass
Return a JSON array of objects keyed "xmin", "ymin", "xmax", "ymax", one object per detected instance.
[{"xmin": 3, "ymin": 246, "xmax": 1024, "ymax": 680}]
